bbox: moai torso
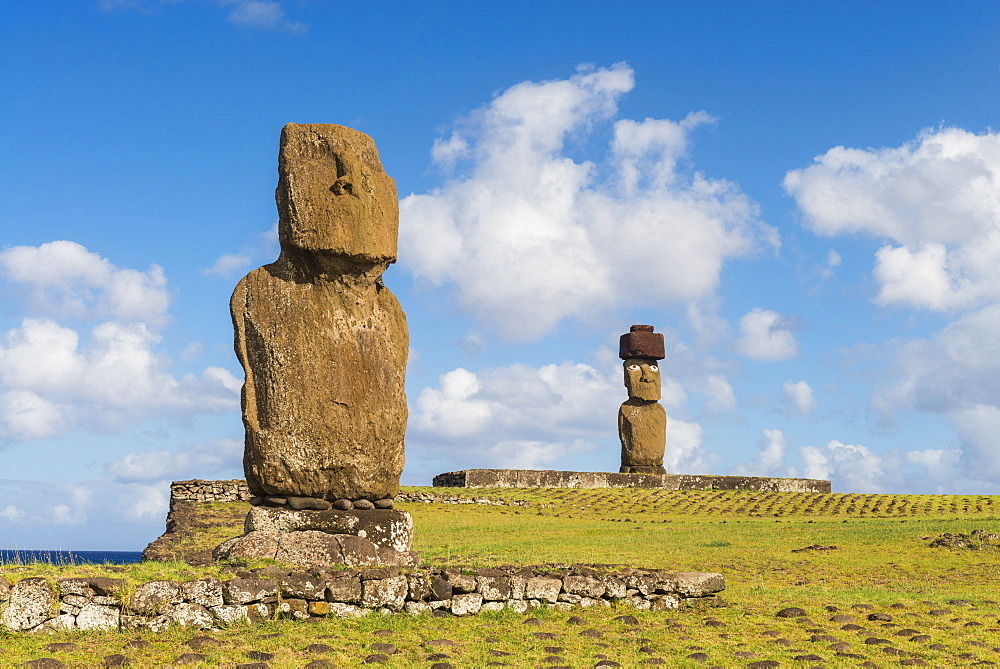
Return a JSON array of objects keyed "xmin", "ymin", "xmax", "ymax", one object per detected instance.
[
  {"xmin": 618, "ymin": 325, "xmax": 667, "ymax": 475},
  {"xmin": 232, "ymin": 123, "xmax": 408, "ymax": 502}
]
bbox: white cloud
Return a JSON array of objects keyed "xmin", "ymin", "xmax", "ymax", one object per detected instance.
[
  {"xmin": 874, "ymin": 303, "xmax": 1000, "ymax": 419},
  {"xmin": 701, "ymin": 375, "xmax": 736, "ymax": 413},
  {"xmin": 663, "ymin": 419, "xmax": 718, "ymax": 474},
  {"xmin": 0, "ymin": 242, "xmax": 240, "ymax": 443},
  {"xmin": 732, "ymin": 428, "xmax": 789, "ymax": 477},
  {"xmin": 800, "ymin": 440, "xmax": 896, "ymax": 493},
  {"xmin": 786, "ymin": 126, "xmax": 1000, "ymax": 493},
  {"xmin": 457, "ymin": 330, "xmax": 486, "ymax": 356},
  {"xmin": 223, "ymin": 0, "xmax": 305, "ymax": 33},
  {"xmin": 735, "ymin": 308, "xmax": 799, "ymax": 361},
  {"xmin": 873, "ymin": 243, "xmax": 968, "ymax": 310},
  {"xmin": 785, "ymin": 127, "xmax": 1000, "ymax": 312},
  {"xmin": 106, "ymin": 438, "xmax": 243, "ymax": 482},
  {"xmin": 205, "ymin": 223, "xmax": 280, "ymax": 278},
  {"xmin": 783, "ymin": 380, "xmax": 816, "ymax": 415},
  {"xmin": 0, "ymin": 318, "xmax": 239, "ymax": 441},
  {"xmin": 0, "ymin": 504, "xmax": 25, "ymax": 520},
  {"xmin": 731, "ymin": 430, "xmax": 993, "ymax": 495},
  {"xmin": 101, "ymin": 1, "xmax": 306, "ymax": 33},
  {"xmin": 204, "ymin": 253, "xmax": 252, "ymax": 277},
  {"xmin": 400, "ymin": 63, "xmax": 776, "ymax": 341},
  {"xmin": 409, "ymin": 357, "xmax": 722, "ymax": 475},
  {"xmin": 951, "ymin": 405, "xmax": 1000, "ymax": 481},
  {"xmin": 414, "ymin": 362, "xmax": 616, "ymax": 444},
  {"xmin": 49, "ymin": 486, "xmax": 92, "ymax": 525},
  {"xmin": 0, "ymin": 478, "xmax": 175, "ymax": 539},
  {"xmin": 0, "ymin": 241, "xmax": 170, "ymax": 327}
]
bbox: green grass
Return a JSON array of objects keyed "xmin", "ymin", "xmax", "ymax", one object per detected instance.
[{"xmin": 2, "ymin": 486, "xmax": 1000, "ymax": 666}]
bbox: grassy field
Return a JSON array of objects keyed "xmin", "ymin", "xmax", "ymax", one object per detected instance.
[{"xmin": 1, "ymin": 486, "xmax": 999, "ymax": 666}]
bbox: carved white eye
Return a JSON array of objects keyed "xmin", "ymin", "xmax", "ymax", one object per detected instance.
[
  {"xmin": 627, "ymin": 364, "xmax": 640, "ymax": 371},
  {"xmin": 649, "ymin": 365, "xmax": 658, "ymax": 372}
]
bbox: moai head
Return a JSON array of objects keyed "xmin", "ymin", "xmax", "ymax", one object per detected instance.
[
  {"xmin": 275, "ymin": 123, "xmax": 399, "ymax": 265},
  {"xmin": 623, "ymin": 358, "xmax": 661, "ymax": 401},
  {"xmin": 619, "ymin": 325, "xmax": 665, "ymax": 402}
]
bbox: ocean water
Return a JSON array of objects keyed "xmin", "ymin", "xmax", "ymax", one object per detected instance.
[{"xmin": 0, "ymin": 550, "xmax": 143, "ymax": 565}]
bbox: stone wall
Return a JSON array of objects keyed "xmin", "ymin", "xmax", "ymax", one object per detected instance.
[
  {"xmin": 0, "ymin": 565, "xmax": 724, "ymax": 633},
  {"xmin": 170, "ymin": 479, "xmax": 252, "ymax": 503},
  {"xmin": 433, "ymin": 469, "xmax": 832, "ymax": 493}
]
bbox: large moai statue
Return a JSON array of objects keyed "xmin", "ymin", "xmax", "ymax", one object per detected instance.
[
  {"xmin": 618, "ymin": 325, "xmax": 668, "ymax": 475},
  {"xmin": 215, "ymin": 123, "xmax": 416, "ymax": 567},
  {"xmin": 232, "ymin": 123, "xmax": 408, "ymax": 504}
]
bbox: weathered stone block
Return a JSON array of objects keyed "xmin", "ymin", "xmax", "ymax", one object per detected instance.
[
  {"xmin": 324, "ymin": 576, "xmax": 362, "ymax": 603},
  {"xmin": 524, "ymin": 576, "xmax": 561, "ymax": 603},
  {"xmin": 506, "ymin": 599, "xmax": 529, "ymax": 613},
  {"xmin": 429, "ymin": 575, "xmax": 452, "ymax": 601},
  {"xmin": 3, "ymin": 578, "xmax": 58, "ymax": 631},
  {"xmin": 247, "ymin": 602, "xmax": 274, "ymax": 623},
  {"xmin": 404, "ymin": 600, "xmax": 431, "ymax": 615},
  {"xmin": 451, "ymin": 593, "xmax": 483, "ymax": 616},
  {"xmin": 443, "ymin": 571, "xmax": 476, "ymax": 594},
  {"xmin": 121, "ymin": 614, "xmax": 171, "ymax": 632},
  {"xmin": 307, "ymin": 601, "xmax": 331, "ymax": 616},
  {"xmin": 625, "ymin": 572, "xmax": 658, "ymax": 596},
  {"xmin": 407, "ymin": 574, "xmax": 431, "ymax": 601},
  {"xmin": 626, "ymin": 596, "xmax": 651, "ymax": 611},
  {"xmin": 222, "ymin": 578, "xmax": 278, "ymax": 605},
  {"xmin": 62, "ymin": 594, "xmax": 89, "ymax": 608},
  {"xmin": 600, "ymin": 575, "xmax": 627, "ymax": 599},
  {"xmin": 244, "ymin": 508, "xmax": 414, "ymax": 552},
  {"xmin": 58, "ymin": 578, "xmax": 123, "ymax": 598},
  {"xmin": 648, "ymin": 594, "xmax": 681, "ymax": 610},
  {"xmin": 31, "ymin": 613, "xmax": 77, "ymax": 632},
  {"xmin": 181, "ymin": 579, "xmax": 224, "ymax": 608},
  {"xmin": 272, "ymin": 531, "xmax": 381, "ymax": 568},
  {"xmin": 327, "ymin": 602, "xmax": 370, "ymax": 618},
  {"xmin": 76, "ymin": 603, "xmax": 120, "ymax": 630},
  {"xmin": 212, "ymin": 531, "xmax": 280, "ymax": 561},
  {"xmin": 563, "ymin": 575, "xmax": 606, "ymax": 598},
  {"xmin": 170, "ymin": 603, "xmax": 214, "ymax": 628},
  {"xmin": 360, "ymin": 576, "xmax": 407, "ymax": 610},
  {"xmin": 377, "ymin": 547, "xmax": 420, "ymax": 567},
  {"xmin": 210, "ymin": 605, "xmax": 249, "ymax": 624},
  {"xmin": 672, "ymin": 572, "xmax": 725, "ymax": 596},
  {"xmin": 509, "ymin": 574, "xmax": 528, "ymax": 600},
  {"xmin": 477, "ymin": 575, "xmax": 512, "ymax": 601},
  {"xmin": 280, "ymin": 572, "xmax": 325, "ymax": 600},
  {"xmin": 277, "ymin": 597, "xmax": 309, "ymax": 620}
]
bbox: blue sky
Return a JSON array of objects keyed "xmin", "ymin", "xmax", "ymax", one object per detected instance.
[{"xmin": 2, "ymin": 1, "xmax": 1000, "ymax": 549}]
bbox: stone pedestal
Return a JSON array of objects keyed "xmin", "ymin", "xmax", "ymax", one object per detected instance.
[
  {"xmin": 245, "ymin": 507, "xmax": 413, "ymax": 553},
  {"xmin": 213, "ymin": 507, "xmax": 417, "ymax": 569}
]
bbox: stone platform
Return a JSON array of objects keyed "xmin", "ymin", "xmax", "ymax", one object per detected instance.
[{"xmin": 433, "ymin": 469, "xmax": 831, "ymax": 493}]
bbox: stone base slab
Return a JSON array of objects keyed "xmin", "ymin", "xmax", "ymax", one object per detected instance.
[
  {"xmin": 433, "ymin": 469, "xmax": 831, "ymax": 493},
  {"xmin": 245, "ymin": 507, "xmax": 413, "ymax": 552},
  {"xmin": 213, "ymin": 530, "xmax": 419, "ymax": 568}
]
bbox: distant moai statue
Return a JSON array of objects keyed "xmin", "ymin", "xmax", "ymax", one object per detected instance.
[{"xmin": 618, "ymin": 324, "xmax": 667, "ymax": 474}]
